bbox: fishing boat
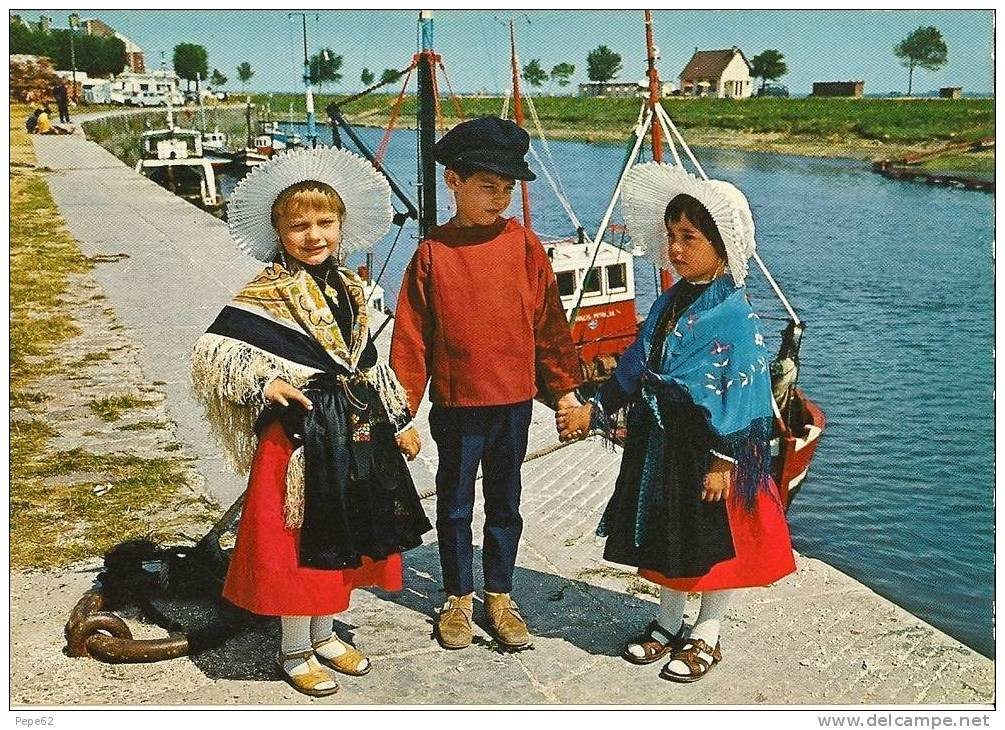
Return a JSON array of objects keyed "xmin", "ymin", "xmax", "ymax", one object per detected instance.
[
  {"xmin": 135, "ymin": 107, "xmax": 222, "ymax": 211},
  {"xmin": 321, "ymin": 10, "xmax": 824, "ymax": 506}
]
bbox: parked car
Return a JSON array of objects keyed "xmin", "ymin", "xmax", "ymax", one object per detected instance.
[
  {"xmin": 756, "ymin": 83, "xmax": 789, "ymax": 98},
  {"xmin": 127, "ymin": 91, "xmax": 168, "ymax": 107}
]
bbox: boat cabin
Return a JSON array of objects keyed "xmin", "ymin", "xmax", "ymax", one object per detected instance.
[
  {"xmin": 140, "ymin": 128, "xmax": 203, "ymax": 160},
  {"xmin": 543, "ymin": 235, "xmax": 639, "ymax": 380}
]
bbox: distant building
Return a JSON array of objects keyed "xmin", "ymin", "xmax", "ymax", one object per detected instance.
[
  {"xmin": 939, "ymin": 86, "xmax": 962, "ymax": 99},
  {"xmin": 812, "ymin": 80, "xmax": 864, "ymax": 98},
  {"xmin": 579, "ymin": 80, "xmax": 675, "ymax": 98},
  {"xmin": 678, "ymin": 47, "xmax": 753, "ymax": 98}
]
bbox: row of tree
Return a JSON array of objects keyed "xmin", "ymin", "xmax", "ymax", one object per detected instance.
[
  {"xmin": 520, "ymin": 26, "xmax": 947, "ymax": 95},
  {"xmin": 10, "ymin": 19, "xmax": 127, "ymax": 77},
  {"xmin": 16, "ymin": 20, "xmax": 943, "ymax": 98}
]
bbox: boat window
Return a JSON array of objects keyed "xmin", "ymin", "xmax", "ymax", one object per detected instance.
[
  {"xmin": 556, "ymin": 271, "xmax": 576, "ymax": 298},
  {"xmin": 583, "ymin": 267, "xmax": 602, "ymax": 296},
  {"xmin": 607, "ymin": 263, "xmax": 628, "ymax": 293}
]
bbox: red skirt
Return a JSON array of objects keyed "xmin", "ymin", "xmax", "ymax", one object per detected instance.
[
  {"xmin": 639, "ymin": 481, "xmax": 796, "ymax": 592},
  {"xmin": 222, "ymin": 421, "xmax": 403, "ymax": 616}
]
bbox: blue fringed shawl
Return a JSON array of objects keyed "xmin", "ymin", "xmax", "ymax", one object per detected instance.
[{"xmin": 611, "ymin": 275, "xmax": 774, "ymax": 511}]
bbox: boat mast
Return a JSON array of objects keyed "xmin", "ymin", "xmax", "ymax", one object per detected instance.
[
  {"xmin": 292, "ymin": 12, "xmax": 318, "ymax": 147},
  {"xmin": 416, "ymin": 10, "xmax": 438, "ymax": 238},
  {"xmin": 161, "ymin": 52, "xmax": 174, "ymax": 130},
  {"xmin": 645, "ymin": 10, "xmax": 674, "ymax": 291},
  {"xmin": 508, "ymin": 20, "xmax": 532, "ymax": 228}
]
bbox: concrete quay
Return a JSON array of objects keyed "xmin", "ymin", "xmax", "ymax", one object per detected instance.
[{"xmin": 10, "ymin": 131, "xmax": 994, "ymax": 706}]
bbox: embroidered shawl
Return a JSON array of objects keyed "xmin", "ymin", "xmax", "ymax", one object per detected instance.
[
  {"xmin": 190, "ymin": 263, "xmax": 410, "ymax": 481},
  {"xmin": 613, "ymin": 275, "xmax": 774, "ymax": 507}
]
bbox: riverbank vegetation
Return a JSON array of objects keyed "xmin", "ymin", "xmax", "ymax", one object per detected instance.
[
  {"xmin": 239, "ymin": 92, "xmax": 992, "ymax": 164},
  {"xmin": 10, "ymin": 104, "xmax": 216, "ymax": 568}
]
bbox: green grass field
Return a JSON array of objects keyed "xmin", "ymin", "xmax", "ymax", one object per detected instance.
[{"xmin": 247, "ymin": 92, "xmax": 993, "ymax": 147}]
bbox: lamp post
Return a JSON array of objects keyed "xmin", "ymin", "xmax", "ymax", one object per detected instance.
[{"xmin": 68, "ymin": 13, "xmax": 79, "ymax": 102}]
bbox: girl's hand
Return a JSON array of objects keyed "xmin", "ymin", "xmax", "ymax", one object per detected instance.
[
  {"xmin": 264, "ymin": 378, "xmax": 313, "ymax": 410},
  {"xmin": 556, "ymin": 403, "xmax": 593, "ymax": 442},
  {"xmin": 396, "ymin": 427, "xmax": 421, "ymax": 461},
  {"xmin": 702, "ymin": 457, "xmax": 733, "ymax": 502}
]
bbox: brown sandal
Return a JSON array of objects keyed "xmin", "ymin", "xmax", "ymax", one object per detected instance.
[
  {"xmin": 659, "ymin": 638, "xmax": 722, "ymax": 682},
  {"xmin": 622, "ymin": 620, "xmax": 687, "ymax": 665},
  {"xmin": 312, "ymin": 634, "xmax": 372, "ymax": 676},
  {"xmin": 276, "ymin": 649, "xmax": 340, "ymax": 697}
]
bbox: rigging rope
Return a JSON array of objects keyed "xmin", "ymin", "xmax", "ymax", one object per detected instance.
[
  {"xmin": 374, "ymin": 62, "xmax": 416, "ymax": 169},
  {"xmin": 653, "ymin": 102, "xmax": 801, "ymax": 324},
  {"xmin": 568, "ymin": 107, "xmax": 652, "ymax": 325},
  {"xmin": 527, "ymin": 143, "xmax": 582, "ymax": 233},
  {"xmin": 524, "ymin": 93, "xmax": 575, "ymax": 214},
  {"xmin": 428, "ymin": 55, "xmax": 446, "ymax": 138},
  {"xmin": 437, "ymin": 61, "xmax": 465, "ymax": 120}
]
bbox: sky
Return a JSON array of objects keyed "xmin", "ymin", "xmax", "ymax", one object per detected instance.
[{"xmin": 15, "ymin": 9, "xmax": 994, "ymax": 96}]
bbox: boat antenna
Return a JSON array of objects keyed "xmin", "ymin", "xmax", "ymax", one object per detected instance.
[
  {"xmin": 161, "ymin": 51, "xmax": 174, "ymax": 130},
  {"xmin": 644, "ymin": 10, "xmax": 674, "ymax": 292},
  {"xmin": 416, "ymin": 10, "xmax": 438, "ymax": 238},
  {"xmin": 508, "ymin": 19, "xmax": 532, "ymax": 228},
  {"xmin": 290, "ymin": 12, "xmax": 319, "ymax": 148}
]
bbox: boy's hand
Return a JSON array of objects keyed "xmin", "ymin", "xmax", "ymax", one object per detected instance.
[
  {"xmin": 702, "ymin": 458, "xmax": 733, "ymax": 501},
  {"xmin": 556, "ymin": 392, "xmax": 581, "ymax": 411},
  {"xmin": 396, "ymin": 427, "xmax": 421, "ymax": 461},
  {"xmin": 264, "ymin": 378, "xmax": 313, "ymax": 410},
  {"xmin": 556, "ymin": 403, "xmax": 593, "ymax": 442}
]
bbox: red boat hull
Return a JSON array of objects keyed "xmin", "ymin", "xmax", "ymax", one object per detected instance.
[
  {"xmin": 571, "ymin": 300, "xmax": 638, "ymax": 375},
  {"xmin": 772, "ymin": 388, "xmax": 826, "ymax": 509}
]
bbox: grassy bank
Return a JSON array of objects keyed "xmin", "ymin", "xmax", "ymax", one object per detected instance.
[
  {"xmin": 247, "ymin": 92, "xmax": 993, "ymax": 163},
  {"xmin": 10, "ymin": 104, "xmax": 215, "ymax": 568}
]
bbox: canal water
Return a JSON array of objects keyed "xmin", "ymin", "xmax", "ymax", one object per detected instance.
[{"xmin": 170, "ymin": 120, "xmax": 997, "ymax": 658}]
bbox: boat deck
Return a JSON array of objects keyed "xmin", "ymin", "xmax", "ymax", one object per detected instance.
[{"xmin": 13, "ymin": 129, "xmax": 993, "ymax": 705}]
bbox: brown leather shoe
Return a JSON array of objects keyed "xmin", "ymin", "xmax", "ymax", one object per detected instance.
[
  {"xmin": 484, "ymin": 592, "xmax": 530, "ymax": 649},
  {"xmin": 435, "ymin": 593, "xmax": 474, "ymax": 649}
]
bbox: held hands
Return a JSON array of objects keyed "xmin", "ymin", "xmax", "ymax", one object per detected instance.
[
  {"xmin": 395, "ymin": 427, "xmax": 421, "ymax": 461},
  {"xmin": 264, "ymin": 378, "xmax": 313, "ymax": 410},
  {"xmin": 556, "ymin": 402, "xmax": 593, "ymax": 443},
  {"xmin": 702, "ymin": 457, "xmax": 734, "ymax": 502}
]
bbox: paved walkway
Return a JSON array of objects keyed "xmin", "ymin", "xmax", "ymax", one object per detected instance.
[{"xmin": 13, "ymin": 132, "xmax": 994, "ymax": 706}]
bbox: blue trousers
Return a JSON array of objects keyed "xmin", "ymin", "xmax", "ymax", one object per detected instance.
[{"xmin": 429, "ymin": 401, "xmax": 533, "ymax": 596}]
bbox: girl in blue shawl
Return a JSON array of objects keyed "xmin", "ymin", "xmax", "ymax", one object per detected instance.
[{"xmin": 558, "ymin": 164, "xmax": 795, "ymax": 683}]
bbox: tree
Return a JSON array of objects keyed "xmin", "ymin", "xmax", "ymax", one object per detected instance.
[
  {"xmin": 11, "ymin": 23, "xmax": 125, "ymax": 77},
  {"xmin": 550, "ymin": 62, "xmax": 575, "ymax": 90},
  {"xmin": 749, "ymin": 49, "xmax": 788, "ymax": 92},
  {"xmin": 380, "ymin": 68, "xmax": 402, "ymax": 85},
  {"xmin": 210, "ymin": 68, "xmax": 228, "ymax": 88},
  {"xmin": 521, "ymin": 58, "xmax": 548, "ymax": 88},
  {"xmin": 173, "ymin": 43, "xmax": 208, "ymax": 91},
  {"xmin": 309, "ymin": 48, "xmax": 343, "ymax": 90},
  {"xmin": 237, "ymin": 61, "xmax": 254, "ymax": 89},
  {"xmin": 894, "ymin": 26, "xmax": 948, "ymax": 95},
  {"xmin": 360, "ymin": 67, "xmax": 375, "ymax": 87},
  {"xmin": 587, "ymin": 45, "xmax": 622, "ymax": 83}
]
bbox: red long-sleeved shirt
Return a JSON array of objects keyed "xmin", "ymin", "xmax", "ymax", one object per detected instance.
[{"xmin": 390, "ymin": 217, "xmax": 583, "ymax": 416}]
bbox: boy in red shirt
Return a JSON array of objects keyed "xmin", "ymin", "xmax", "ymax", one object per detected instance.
[{"xmin": 391, "ymin": 116, "xmax": 582, "ymax": 650}]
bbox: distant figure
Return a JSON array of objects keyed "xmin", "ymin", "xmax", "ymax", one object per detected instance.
[
  {"xmin": 25, "ymin": 108, "xmax": 42, "ymax": 134},
  {"xmin": 53, "ymin": 82, "xmax": 70, "ymax": 123},
  {"xmin": 34, "ymin": 107, "xmax": 74, "ymax": 135}
]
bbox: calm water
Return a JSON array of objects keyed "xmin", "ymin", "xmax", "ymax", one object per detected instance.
[{"xmin": 222, "ymin": 123, "xmax": 995, "ymax": 657}]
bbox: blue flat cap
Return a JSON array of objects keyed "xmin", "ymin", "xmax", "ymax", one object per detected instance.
[{"xmin": 433, "ymin": 116, "xmax": 536, "ymax": 181}]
